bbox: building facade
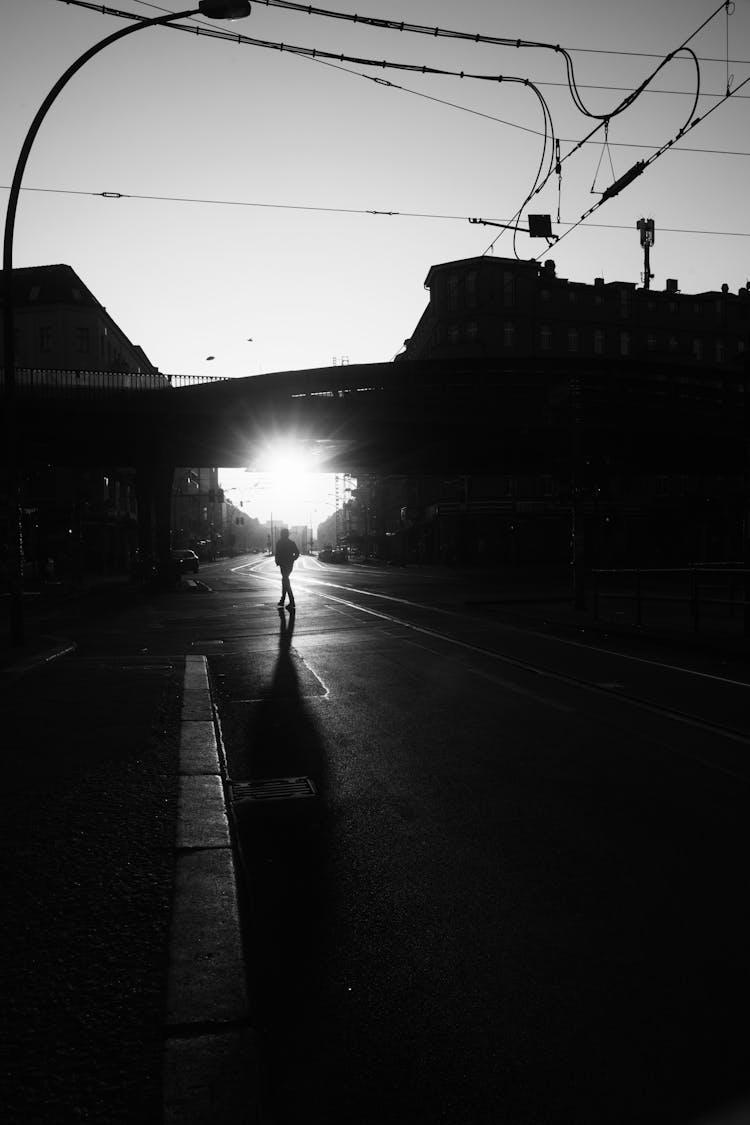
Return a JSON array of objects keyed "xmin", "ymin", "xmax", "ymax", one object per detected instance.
[
  {"xmin": 399, "ymin": 255, "xmax": 749, "ymax": 369},
  {"xmin": 1, "ymin": 263, "xmax": 157, "ymax": 374},
  {"xmin": 388, "ymin": 256, "xmax": 750, "ymax": 571}
]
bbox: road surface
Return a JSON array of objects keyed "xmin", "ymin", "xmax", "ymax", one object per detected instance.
[{"xmin": 188, "ymin": 554, "xmax": 750, "ymax": 1125}]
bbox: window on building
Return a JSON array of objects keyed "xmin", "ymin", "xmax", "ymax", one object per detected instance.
[
  {"xmin": 669, "ymin": 301, "xmax": 678, "ymax": 314},
  {"xmin": 539, "ymin": 324, "xmax": 552, "ymax": 350},
  {"xmin": 668, "ymin": 335, "xmax": 678, "ymax": 353},
  {"xmin": 568, "ymin": 290, "xmax": 577, "ymax": 304},
  {"xmin": 448, "ymin": 323, "xmax": 460, "ymax": 345},
  {"xmin": 466, "ymin": 320, "xmax": 478, "ymax": 343},
  {"xmin": 593, "ymin": 329, "xmax": 604, "ymax": 355},
  {"xmin": 500, "ymin": 476, "xmax": 514, "ymax": 496},
  {"xmin": 447, "ymin": 274, "xmax": 459, "ymax": 312},
  {"xmin": 656, "ymin": 476, "xmax": 669, "ymax": 497},
  {"xmin": 540, "ymin": 288, "xmax": 550, "ymax": 303},
  {"xmin": 503, "ymin": 321, "xmax": 515, "ymax": 348},
  {"xmin": 738, "ymin": 339, "xmax": 746, "ymax": 354},
  {"xmin": 543, "ymin": 475, "xmax": 554, "ymax": 497},
  {"xmin": 567, "ymin": 328, "xmax": 578, "ymax": 353},
  {"xmin": 503, "ymin": 271, "xmax": 516, "ymax": 306},
  {"xmin": 692, "ymin": 337, "xmax": 703, "ymax": 361},
  {"xmin": 647, "ymin": 333, "xmax": 656, "ymax": 352},
  {"xmin": 75, "ymin": 326, "xmax": 90, "ymax": 353},
  {"xmin": 465, "ymin": 271, "xmax": 477, "ymax": 309},
  {"xmin": 619, "ymin": 330, "xmax": 631, "ymax": 356},
  {"xmin": 594, "ymin": 291, "xmax": 603, "ymax": 306},
  {"xmin": 39, "ymin": 325, "xmax": 53, "ymax": 351},
  {"xmin": 714, "ymin": 338, "xmax": 725, "ymax": 363}
]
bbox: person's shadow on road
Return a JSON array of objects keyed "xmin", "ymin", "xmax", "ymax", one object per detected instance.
[{"xmin": 234, "ymin": 606, "xmax": 333, "ymax": 1118}]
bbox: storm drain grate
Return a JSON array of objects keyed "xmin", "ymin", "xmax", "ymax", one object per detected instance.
[{"xmin": 229, "ymin": 776, "xmax": 317, "ymax": 803}]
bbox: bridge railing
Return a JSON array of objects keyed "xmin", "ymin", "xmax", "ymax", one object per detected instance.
[{"xmin": 0, "ymin": 368, "xmax": 232, "ymax": 397}]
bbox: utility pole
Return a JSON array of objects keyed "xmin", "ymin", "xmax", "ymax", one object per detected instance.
[{"xmin": 636, "ymin": 218, "xmax": 655, "ymax": 290}]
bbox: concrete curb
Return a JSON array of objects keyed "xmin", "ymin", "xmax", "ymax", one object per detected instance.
[{"xmin": 163, "ymin": 655, "xmax": 265, "ymax": 1124}]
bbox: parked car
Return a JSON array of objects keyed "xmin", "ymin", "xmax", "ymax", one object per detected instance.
[{"xmin": 170, "ymin": 549, "xmax": 199, "ymax": 574}]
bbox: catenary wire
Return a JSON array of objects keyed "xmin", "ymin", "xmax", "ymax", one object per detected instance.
[
  {"xmin": 53, "ymin": 1, "xmax": 718, "ymax": 241},
  {"xmin": 4, "ymin": 184, "xmax": 750, "ymax": 239},
  {"xmin": 279, "ymin": 51, "xmax": 750, "ymax": 157},
  {"xmin": 117, "ymin": 0, "xmax": 750, "ymax": 68},
  {"xmin": 50, "ymin": 1, "xmax": 746, "ymax": 255},
  {"xmin": 57, "ymin": 0, "xmax": 720, "ymax": 124},
  {"xmin": 529, "ymin": 69, "xmax": 750, "ymax": 261},
  {"xmin": 52, "ymin": 0, "xmax": 559, "ymax": 252},
  {"xmin": 257, "ymin": 0, "xmax": 724, "ymax": 124},
  {"xmin": 47, "ymin": 0, "xmax": 750, "ymax": 155}
]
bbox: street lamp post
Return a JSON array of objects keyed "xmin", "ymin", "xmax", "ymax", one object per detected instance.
[{"xmin": 2, "ymin": 0, "xmax": 251, "ymax": 645}]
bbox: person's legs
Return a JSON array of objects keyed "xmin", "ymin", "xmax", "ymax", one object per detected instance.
[{"xmin": 280, "ymin": 567, "xmax": 294, "ymax": 606}]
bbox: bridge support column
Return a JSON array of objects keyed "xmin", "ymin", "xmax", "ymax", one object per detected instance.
[{"xmin": 135, "ymin": 463, "xmax": 175, "ymax": 585}]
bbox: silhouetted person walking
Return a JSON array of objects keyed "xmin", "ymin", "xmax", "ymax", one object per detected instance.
[{"xmin": 274, "ymin": 527, "xmax": 300, "ymax": 610}]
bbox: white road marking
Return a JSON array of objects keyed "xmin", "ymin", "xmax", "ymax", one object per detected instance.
[
  {"xmin": 317, "ymin": 591, "xmax": 750, "ymax": 751},
  {"xmin": 217, "ymin": 563, "xmax": 750, "ymax": 753},
  {"xmin": 294, "ymin": 576, "xmax": 750, "ymax": 689}
]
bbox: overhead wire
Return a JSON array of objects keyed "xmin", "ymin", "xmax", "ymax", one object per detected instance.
[
  {"xmin": 84, "ymin": 0, "xmax": 750, "ymax": 67},
  {"xmin": 48, "ymin": 0, "xmax": 748, "ymax": 259},
  {"xmin": 4, "ymin": 183, "xmax": 750, "ymax": 240},
  {"xmin": 532, "ymin": 69, "xmax": 750, "ymax": 261},
  {"xmin": 292, "ymin": 50, "xmax": 750, "ymax": 157},
  {"xmin": 53, "ymin": 0, "xmax": 559, "ymax": 250},
  {"xmin": 101, "ymin": 0, "xmax": 750, "ymax": 99},
  {"xmin": 252, "ymin": 0, "xmax": 737, "ymax": 257},
  {"xmin": 257, "ymin": 0, "xmax": 724, "ymax": 123}
]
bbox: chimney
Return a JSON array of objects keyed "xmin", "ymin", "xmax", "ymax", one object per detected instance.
[
  {"xmin": 665, "ymin": 278, "xmax": 679, "ymax": 293},
  {"xmin": 544, "ymin": 260, "xmax": 556, "ymax": 276}
]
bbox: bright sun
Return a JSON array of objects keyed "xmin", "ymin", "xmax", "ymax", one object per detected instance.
[{"xmin": 221, "ymin": 439, "xmax": 339, "ymax": 528}]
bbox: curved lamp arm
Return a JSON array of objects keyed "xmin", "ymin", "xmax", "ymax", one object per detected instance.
[
  {"xmin": 3, "ymin": 9, "xmax": 199, "ymax": 280},
  {"xmin": 2, "ymin": 0, "xmax": 250, "ymax": 645}
]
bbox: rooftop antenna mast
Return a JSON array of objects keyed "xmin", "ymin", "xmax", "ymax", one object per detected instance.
[{"xmin": 636, "ymin": 218, "xmax": 655, "ymax": 290}]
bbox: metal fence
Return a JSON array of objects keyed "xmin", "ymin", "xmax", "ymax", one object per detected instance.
[
  {"xmin": 591, "ymin": 565, "xmax": 750, "ymax": 637},
  {"xmin": 0, "ymin": 368, "xmax": 231, "ymax": 396}
]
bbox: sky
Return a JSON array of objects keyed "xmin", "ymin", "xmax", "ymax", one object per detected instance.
[{"xmin": 3, "ymin": 0, "xmax": 750, "ymax": 521}]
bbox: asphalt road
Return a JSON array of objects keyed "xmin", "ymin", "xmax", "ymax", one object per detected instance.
[
  {"xmin": 186, "ymin": 554, "xmax": 750, "ymax": 1125},
  {"xmin": 7, "ymin": 556, "xmax": 748, "ymax": 1125}
]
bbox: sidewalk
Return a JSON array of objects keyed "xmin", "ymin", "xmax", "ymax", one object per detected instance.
[
  {"xmin": 0, "ymin": 625, "xmax": 180, "ymax": 1123},
  {"xmin": 0, "ymin": 578, "xmax": 262, "ymax": 1125}
]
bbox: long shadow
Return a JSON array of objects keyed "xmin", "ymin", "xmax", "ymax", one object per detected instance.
[{"xmin": 232, "ymin": 608, "xmax": 333, "ymax": 1122}]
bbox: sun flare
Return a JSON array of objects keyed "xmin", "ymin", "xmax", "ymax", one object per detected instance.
[{"xmin": 221, "ymin": 439, "xmax": 339, "ymax": 529}]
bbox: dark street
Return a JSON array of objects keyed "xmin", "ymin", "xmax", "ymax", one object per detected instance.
[
  {"xmin": 4, "ymin": 2, "xmax": 750, "ymax": 1120},
  {"xmin": 207, "ymin": 555, "xmax": 750, "ymax": 1125},
  {"xmin": 3, "ymin": 556, "xmax": 750, "ymax": 1122}
]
